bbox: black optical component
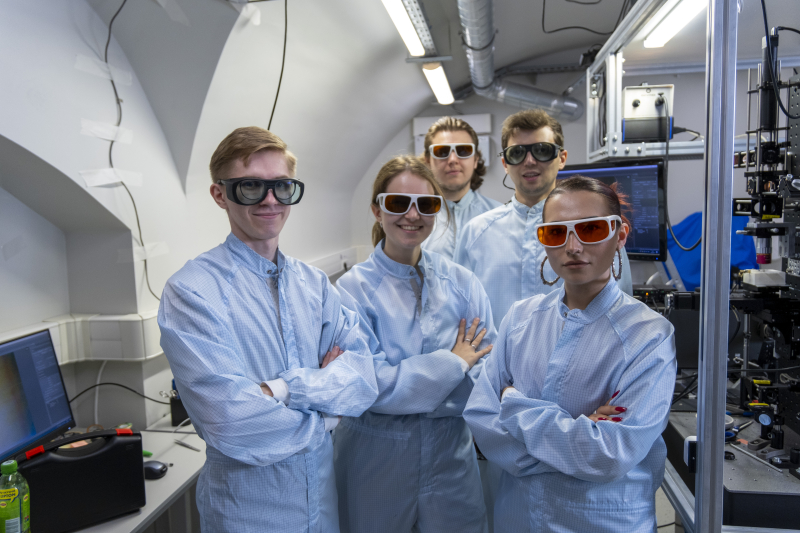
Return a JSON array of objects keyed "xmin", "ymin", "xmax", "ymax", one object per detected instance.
[
  {"xmin": 500, "ymin": 142, "xmax": 563, "ymax": 165},
  {"xmin": 218, "ymin": 178, "xmax": 305, "ymax": 206}
]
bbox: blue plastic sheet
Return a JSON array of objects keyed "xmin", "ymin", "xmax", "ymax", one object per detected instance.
[{"xmin": 665, "ymin": 212, "xmax": 758, "ymax": 291}]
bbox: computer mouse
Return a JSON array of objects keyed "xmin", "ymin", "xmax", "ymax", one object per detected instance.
[{"xmin": 143, "ymin": 460, "xmax": 168, "ymax": 480}]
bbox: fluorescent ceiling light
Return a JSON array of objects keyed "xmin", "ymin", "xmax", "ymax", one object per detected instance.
[
  {"xmin": 381, "ymin": 0, "xmax": 426, "ymax": 57},
  {"xmin": 643, "ymin": 0, "xmax": 707, "ymax": 48},
  {"xmin": 422, "ymin": 63, "xmax": 454, "ymax": 105}
]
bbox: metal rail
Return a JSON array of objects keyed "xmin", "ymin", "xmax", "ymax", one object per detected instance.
[{"xmin": 695, "ymin": 1, "xmax": 739, "ymax": 532}]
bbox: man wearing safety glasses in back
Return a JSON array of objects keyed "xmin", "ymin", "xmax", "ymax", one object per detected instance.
[
  {"xmin": 454, "ymin": 109, "xmax": 633, "ymax": 330},
  {"xmin": 157, "ymin": 127, "xmax": 378, "ymax": 532},
  {"xmin": 420, "ymin": 117, "xmax": 502, "ymax": 260}
]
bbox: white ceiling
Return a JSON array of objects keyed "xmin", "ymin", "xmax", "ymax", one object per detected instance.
[
  {"xmin": 85, "ymin": 0, "xmax": 800, "ymax": 197},
  {"xmin": 623, "ymin": 0, "xmax": 800, "ymax": 69}
]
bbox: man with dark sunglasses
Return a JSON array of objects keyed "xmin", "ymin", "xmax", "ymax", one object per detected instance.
[
  {"xmin": 157, "ymin": 126, "xmax": 378, "ymax": 532},
  {"xmin": 454, "ymin": 109, "xmax": 633, "ymax": 330},
  {"xmin": 421, "ymin": 116, "xmax": 501, "ymax": 259}
]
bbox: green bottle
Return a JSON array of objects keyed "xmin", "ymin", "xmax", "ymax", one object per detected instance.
[{"xmin": 0, "ymin": 460, "xmax": 30, "ymax": 533}]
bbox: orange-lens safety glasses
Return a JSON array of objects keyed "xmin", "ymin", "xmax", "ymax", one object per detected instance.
[
  {"xmin": 429, "ymin": 143, "xmax": 475, "ymax": 159},
  {"xmin": 535, "ymin": 215, "xmax": 622, "ymax": 247},
  {"xmin": 377, "ymin": 193, "xmax": 443, "ymax": 216}
]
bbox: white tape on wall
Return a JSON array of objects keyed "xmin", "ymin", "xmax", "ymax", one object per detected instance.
[
  {"xmin": 230, "ymin": 1, "xmax": 261, "ymax": 25},
  {"xmin": 74, "ymin": 55, "xmax": 132, "ymax": 86},
  {"xmin": 80, "ymin": 168, "xmax": 143, "ymax": 187},
  {"xmin": 154, "ymin": 0, "xmax": 190, "ymax": 26},
  {"xmin": 81, "ymin": 119, "xmax": 133, "ymax": 144}
]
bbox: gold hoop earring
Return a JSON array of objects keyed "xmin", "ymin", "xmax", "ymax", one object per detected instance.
[
  {"xmin": 612, "ymin": 249, "xmax": 622, "ymax": 280},
  {"xmin": 540, "ymin": 256, "xmax": 560, "ymax": 286}
]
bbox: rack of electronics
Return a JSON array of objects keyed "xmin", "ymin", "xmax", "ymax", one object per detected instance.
[{"xmin": 583, "ymin": 0, "xmax": 800, "ymax": 529}]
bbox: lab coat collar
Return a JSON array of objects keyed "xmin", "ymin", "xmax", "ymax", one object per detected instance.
[
  {"xmin": 224, "ymin": 233, "xmax": 286, "ymax": 277},
  {"xmin": 447, "ymin": 189, "xmax": 476, "ymax": 212},
  {"xmin": 556, "ymin": 276, "xmax": 621, "ymax": 324},
  {"xmin": 510, "ymin": 195, "xmax": 545, "ymax": 219},
  {"xmin": 374, "ymin": 240, "xmax": 427, "ymax": 279}
]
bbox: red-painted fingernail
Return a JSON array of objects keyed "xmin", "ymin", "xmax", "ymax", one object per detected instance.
[
  {"xmin": 612, "ymin": 417, "xmax": 623, "ymax": 422},
  {"xmin": 615, "ymin": 407, "xmax": 626, "ymax": 412},
  {"xmin": 611, "ymin": 390, "xmax": 620, "ymax": 399},
  {"xmin": 598, "ymin": 417, "xmax": 608, "ymax": 421}
]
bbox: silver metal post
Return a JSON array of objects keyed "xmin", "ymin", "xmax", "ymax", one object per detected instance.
[
  {"xmin": 739, "ymin": 312, "xmax": 751, "ymax": 408},
  {"xmin": 696, "ymin": 1, "xmax": 738, "ymax": 532}
]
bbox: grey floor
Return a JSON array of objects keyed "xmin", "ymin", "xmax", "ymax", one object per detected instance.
[{"xmin": 655, "ymin": 487, "xmax": 683, "ymax": 532}]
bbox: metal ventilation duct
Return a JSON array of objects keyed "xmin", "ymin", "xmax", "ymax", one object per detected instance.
[{"xmin": 456, "ymin": 0, "xmax": 584, "ymax": 121}]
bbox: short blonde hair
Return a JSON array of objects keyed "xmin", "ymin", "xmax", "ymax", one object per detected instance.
[{"xmin": 209, "ymin": 126, "xmax": 297, "ymax": 183}]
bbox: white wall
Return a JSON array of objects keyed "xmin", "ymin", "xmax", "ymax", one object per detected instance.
[{"xmin": 0, "ymin": 187, "xmax": 70, "ymax": 331}]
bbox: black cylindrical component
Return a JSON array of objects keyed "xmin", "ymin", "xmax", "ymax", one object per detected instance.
[
  {"xmin": 770, "ymin": 427, "xmax": 784, "ymax": 450},
  {"xmin": 760, "ymin": 35, "xmax": 779, "ymax": 132},
  {"xmin": 791, "ymin": 447, "xmax": 800, "ymax": 465}
]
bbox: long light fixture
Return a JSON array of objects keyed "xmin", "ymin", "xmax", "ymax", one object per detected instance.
[
  {"xmin": 381, "ymin": 0, "xmax": 425, "ymax": 57},
  {"xmin": 422, "ymin": 63, "xmax": 454, "ymax": 105},
  {"xmin": 643, "ymin": 0, "xmax": 707, "ymax": 48}
]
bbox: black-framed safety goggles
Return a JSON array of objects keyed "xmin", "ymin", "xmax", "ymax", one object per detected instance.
[
  {"xmin": 500, "ymin": 142, "xmax": 563, "ymax": 165},
  {"xmin": 218, "ymin": 178, "xmax": 305, "ymax": 206}
]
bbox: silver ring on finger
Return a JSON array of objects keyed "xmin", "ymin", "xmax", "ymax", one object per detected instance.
[{"xmin": 471, "ymin": 344, "xmax": 477, "ymax": 349}]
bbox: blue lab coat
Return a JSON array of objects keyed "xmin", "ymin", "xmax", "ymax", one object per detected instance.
[
  {"xmin": 158, "ymin": 233, "xmax": 379, "ymax": 532},
  {"xmin": 454, "ymin": 196, "xmax": 633, "ymax": 328},
  {"xmin": 334, "ymin": 242, "xmax": 496, "ymax": 533},
  {"xmin": 464, "ymin": 278, "xmax": 676, "ymax": 532},
  {"xmin": 421, "ymin": 189, "xmax": 502, "ymax": 260}
]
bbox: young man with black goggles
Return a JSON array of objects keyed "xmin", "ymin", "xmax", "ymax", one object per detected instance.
[
  {"xmin": 454, "ymin": 108, "xmax": 634, "ymax": 329},
  {"xmin": 158, "ymin": 126, "xmax": 379, "ymax": 533}
]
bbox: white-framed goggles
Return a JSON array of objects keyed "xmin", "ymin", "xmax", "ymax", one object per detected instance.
[
  {"xmin": 428, "ymin": 143, "xmax": 476, "ymax": 159},
  {"xmin": 534, "ymin": 215, "xmax": 622, "ymax": 247},
  {"xmin": 376, "ymin": 193, "xmax": 443, "ymax": 216}
]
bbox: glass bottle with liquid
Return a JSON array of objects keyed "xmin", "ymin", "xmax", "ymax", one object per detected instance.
[{"xmin": 0, "ymin": 460, "xmax": 30, "ymax": 533}]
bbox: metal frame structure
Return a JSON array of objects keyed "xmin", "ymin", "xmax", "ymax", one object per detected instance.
[
  {"xmin": 584, "ymin": 0, "xmax": 749, "ymax": 163},
  {"xmin": 581, "ymin": 1, "xmax": 796, "ymax": 532}
]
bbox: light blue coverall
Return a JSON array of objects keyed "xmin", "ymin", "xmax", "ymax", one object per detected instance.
[
  {"xmin": 334, "ymin": 242, "xmax": 496, "ymax": 533},
  {"xmin": 454, "ymin": 196, "xmax": 634, "ymax": 328},
  {"xmin": 463, "ymin": 279, "xmax": 676, "ymax": 533},
  {"xmin": 421, "ymin": 189, "xmax": 501, "ymax": 260},
  {"xmin": 158, "ymin": 234, "xmax": 379, "ymax": 532}
]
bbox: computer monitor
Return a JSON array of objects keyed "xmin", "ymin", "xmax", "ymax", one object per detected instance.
[
  {"xmin": 0, "ymin": 330, "xmax": 74, "ymax": 462},
  {"xmin": 556, "ymin": 158, "xmax": 667, "ymax": 261}
]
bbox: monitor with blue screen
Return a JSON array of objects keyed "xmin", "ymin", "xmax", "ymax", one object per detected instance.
[
  {"xmin": 557, "ymin": 159, "xmax": 667, "ymax": 261},
  {"xmin": 0, "ymin": 330, "xmax": 74, "ymax": 462}
]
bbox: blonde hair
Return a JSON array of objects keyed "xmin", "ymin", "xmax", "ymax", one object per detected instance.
[
  {"xmin": 422, "ymin": 117, "xmax": 487, "ymax": 190},
  {"xmin": 371, "ymin": 155, "xmax": 450, "ymax": 247},
  {"xmin": 209, "ymin": 126, "xmax": 297, "ymax": 183},
  {"xmin": 501, "ymin": 109, "xmax": 564, "ymax": 149}
]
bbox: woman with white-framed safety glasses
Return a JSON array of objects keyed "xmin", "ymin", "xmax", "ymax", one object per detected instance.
[
  {"xmin": 333, "ymin": 155, "xmax": 495, "ymax": 533},
  {"xmin": 376, "ymin": 193, "xmax": 442, "ymax": 216},
  {"xmin": 464, "ymin": 176, "xmax": 676, "ymax": 533},
  {"xmin": 534, "ymin": 215, "xmax": 622, "ymax": 248}
]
